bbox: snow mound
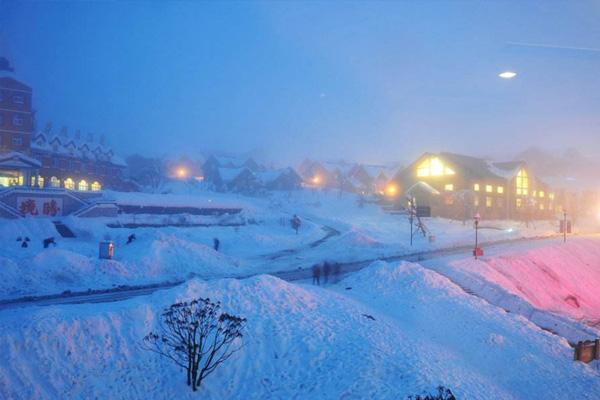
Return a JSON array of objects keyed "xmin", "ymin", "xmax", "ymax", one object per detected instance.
[
  {"xmin": 1, "ymin": 267, "xmax": 599, "ymax": 399},
  {"xmin": 451, "ymin": 238, "xmax": 600, "ymax": 324}
]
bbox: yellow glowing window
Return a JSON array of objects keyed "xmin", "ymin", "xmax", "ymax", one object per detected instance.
[
  {"xmin": 91, "ymin": 181, "xmax": 102, "ymax": 191},
  {"xmin": 444, "ymin": 183, "xmax": 454, "ymax": 191},
  {"xmin": 549, "ymin": 193, "xmax": 555, "ymax": 200},
  {"xmin": 485, "ymin": 185, "xmax": 493, "ymax": 193},
  {"xmin": 516, "ymin": 198, "xmax": 523, "ymax": 208},
  {"xmin": 539, "ymin": 191, "xmax": 545, "ymax": 198},
  {"xmin": 38, "ymin": 176, "xmax": 44, "ymax": 188},
  {"xmin": 473, "ymin": 183, "xmax": 480, "ymax": 191},
  {"xmin": 18, "ymin": 175, "xmax": 23, "ymax": 186},
  {"xmin": 50, "ymin": 176, "xmax": 60, "ymax": 188},
  {"xmin": 516, "ymin": 169, "xmax": 529, "ymax": 196},
  {"xmin": 497, "ymin": 186, "xmax": 504, "ymax": 194},
  {"xmin": 416, "ymin": 157, "xmax": 455, "ymax": 177},
  {"xmin": 78, "ymin": 180, "xmax": 89, "ymax": 191},
  {"xmin": 64, "ymin": 178, "xmax": 75, "ymax": 190},
  {"xmin": 486, "ymin": 196, "xmax": 493, "ymax": 207}
]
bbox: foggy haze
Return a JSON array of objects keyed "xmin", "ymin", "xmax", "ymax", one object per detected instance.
[{"xmin": 1, "ymin": 1, "xmax": 600, "ymax": 166}]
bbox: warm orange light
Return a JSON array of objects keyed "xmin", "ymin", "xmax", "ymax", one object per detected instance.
[
  {"xmin": 385, "ymin": 183, "xmax": 398, "ymax": 197},
  {"xmin": 175, "ymin": 167, "xmax": 189, "ymax": 179},
  {"xmin": 311, "ymin": 175, "xmax": 322, "ymax": 185}
]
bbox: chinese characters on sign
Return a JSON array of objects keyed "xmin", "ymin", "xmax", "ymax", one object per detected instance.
[{"xmin": 17, "ymin": 197, "xmax": 62, "ymax": 217}]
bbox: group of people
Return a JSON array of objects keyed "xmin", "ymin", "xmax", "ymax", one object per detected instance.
[{"xmin": 311, "ymin": 261, "xmax": 341, "ymax": 285}]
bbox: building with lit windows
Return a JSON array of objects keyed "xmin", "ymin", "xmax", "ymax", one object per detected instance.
[
  {"xmin": 391, "ymin": 152, "xmax": 557, "ymax": 220},
  {"xmin": 0, "ymin": 58, "xmax": 126, "ymax": 192}
]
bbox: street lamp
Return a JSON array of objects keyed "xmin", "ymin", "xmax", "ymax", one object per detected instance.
[
  {"xmin": 563, "ymin": 209, "xmax": 568, "ymax": 243},
  {"xmin": 473, "ymin": 213, "xmax": 483, "ymax": 259}
]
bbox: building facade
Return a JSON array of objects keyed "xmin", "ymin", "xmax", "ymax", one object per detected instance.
[
  {"xmin": 0, "ymin": 59, "xmax": 126, "ymax": 192},
  {"xmin": 391, "ymin": 152, "xmax": 558, "ymax": 221}
]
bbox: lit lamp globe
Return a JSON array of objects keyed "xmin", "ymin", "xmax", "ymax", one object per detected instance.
[{"xmin": 498, "ymin": 71, "xmax": 517, "ymax": 79}]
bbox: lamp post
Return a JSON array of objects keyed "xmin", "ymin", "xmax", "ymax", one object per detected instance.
[
  {"xmin": 563, "ymin": 209, "xmax": 568, "ymax": 243},
  {"xmin": 473, "ymin": 212, "xmax": 481, "ymax": 259}
]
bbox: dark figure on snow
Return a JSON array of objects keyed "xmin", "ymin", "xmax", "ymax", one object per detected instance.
[
  {"xmin": 333, "ymin": 262, "xmax": 341, "ymax": 280},
  {"xmin": 126, "ymin": 234, "xmax": 136, "ymax": 245},
  {"xmin": 213, "ymin": 238, "xmax": 220, "ymax": 252},
  {"xmin": 323, "ymin": 261, "xmax": 331, "ymax": 284},
  {"xmin": 291, "ymin": 214, "xmax": 301, "ymax": 235},
  {"xmin": 43, "ymin": 237, "xmax": 56, "ymax": 249},
  {"xmin": 17, "ymin": 236, "xmax": 30, "ymax": 248},
  {"xmin": 312, "ymin": 264, "xmax": 321, "ymax": 285}
]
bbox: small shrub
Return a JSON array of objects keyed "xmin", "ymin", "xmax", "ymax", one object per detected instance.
[
  {"xmin": 407, "ymin": 386, "xmax": 457, "ymax": 400},
  {"xmin": 143, "ymin": 298, "xmax": 246, "ymax": 392}
]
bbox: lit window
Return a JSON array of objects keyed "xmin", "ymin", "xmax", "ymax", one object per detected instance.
[
  {"xmin": 91, "ymin": 181, "xmax": 102, "ymax": 191},
  {"xmin": 516, "ymin": 169, "xmax": 529, "ymax": 196},
  {"xmin": 539, "ymin": 191, "xmax": 545, "ymax": 198},
  {"xmin": 549, "ymin": 193, "xmax": 555, "ymax": 200},
  {"xmin": 516, "ymin": 198, "xmax": 523, "ymax": 208},
  {"xmin": 50, "ymin": 176, "xmax": 60, "ymax": 188},
  {"xmin": 78, "ymin": 180, "xmax": 89, "ymax": 191},
  {"xmin": 539, "ymin": 203, "xmax": 545, "ymax": 210},
  {"xmin": 473, "ymin": 183, "xmax": 480, "ymax": 192},
  {"xmin": 497, "ymin": 186, "xmax": 504, "ymax": 194},
  {"xmin": 12, "ymin": 115, "xmax": 24, "ymax": 126},
  {"xmin": 474, "ymin": 196, "xmax": 480, "ymax": 206},
  {"xmin": 444, "ymin": 183, "xmax": 454, "ymax": 191},
  {"xmin": 416, "ymin": 157, "xmax": 455, "ymax": 177},
  {"xmin": 486, "ymin": 196, "xmax": 493, "ymax": 207},
  {"xmin": 532, "ymin": 191, "xmax": 537, "ymax": 197},
  {"xmin": 485, "ymin": 185, "xmax": 493, "ymax": 193},
  {"xmin": 38, "ymin": 176, "xmax": 44, "ymax": 188},
  {"xmin": 64, "ymin": 178, "xmax": 75, "ymax": 190}
]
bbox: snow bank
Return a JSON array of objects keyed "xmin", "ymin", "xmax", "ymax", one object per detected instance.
[
  {"xmin": 451, "ymin": 238, "xmax": 600, "ymax": 326},
  {"xmin": 1, "ymin": 263, "xmax": 598, "ymax": 399}
]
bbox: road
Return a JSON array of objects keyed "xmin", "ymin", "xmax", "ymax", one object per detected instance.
[{"xmin": 0, "ymin": 233, "xmax": 566, "ymax": 311}]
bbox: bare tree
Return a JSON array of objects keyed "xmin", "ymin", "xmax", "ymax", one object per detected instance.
[{"xmin": 143, "ymin": 298, "xmax": 246, "ymax": 392}]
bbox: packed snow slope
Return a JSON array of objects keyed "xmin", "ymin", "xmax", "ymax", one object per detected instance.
[
  {"xmin": 1, "ymin": 261, "xmax": 598, "ymax": 399},
  {"xmin": 450, "ymin": 237, "xmax": 600, "ymax": 327}
]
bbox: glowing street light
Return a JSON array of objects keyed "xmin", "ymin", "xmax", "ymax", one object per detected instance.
[
  {"xmin": 498, "ymin": 71, "xmax": 517, "ymax": 79},
  {"xmin": 385, "ymin": 183, "xmax": 398, "ymax": 197},
  {"xmin": 175, "ymin": 167, "xmax": 189, "ymax": 179},
  {"xmin": 311, "ymin": 175, "xmax": 322, "ymax": 185}
]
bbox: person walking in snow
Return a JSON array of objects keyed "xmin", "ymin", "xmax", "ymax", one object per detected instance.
[
  {"xmin": 333, "ymin": 262, "xmax": 341, "ymax": 282},
  {"xmin": 213, "ymin": 238, "xmax": 220, "ymax": 252},
  {"xmin": 312, "ymin": 264, "xmax": 321, "ymax": 285},
  {"xmin": 291, "ymin": 214, "xmax": 302, "ymax": 235},
  {"xmin": 323, "ymin": 261, "xmax": 331, "ymax": 284}
]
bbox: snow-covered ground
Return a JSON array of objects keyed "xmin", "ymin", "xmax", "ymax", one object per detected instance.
[
  {"xmin": 0, "ymin": 189, "xmax": 566, "ymax": 300},
  {"xmin": 450, "ymin": 238, "xmax": 600, "ymax": 327},
  {"xmin": 1, "ymin": 261, "xmax": 598, "ymax": 400}
]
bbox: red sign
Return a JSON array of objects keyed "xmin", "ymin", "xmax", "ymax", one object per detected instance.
[{"xmin": 17, "ymin": 197, "xmax": 63, "ymax": 217}]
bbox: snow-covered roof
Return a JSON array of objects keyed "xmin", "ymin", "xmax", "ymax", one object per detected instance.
[
  {"xmin": 0, "ymin": 151, "xmax": 42, "ymax": 168},
  {"xmin": 218, "ymin": 167, "xmax": 248, "ymax": 183},
  {"xmin": 31, "ymin": 132, "xmax": 125, "ymax": 167}
]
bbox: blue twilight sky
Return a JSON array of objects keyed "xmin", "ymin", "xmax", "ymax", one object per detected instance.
[{"xmin": 1, "ymin": 1, "xmax": 600, "ymax": 165}]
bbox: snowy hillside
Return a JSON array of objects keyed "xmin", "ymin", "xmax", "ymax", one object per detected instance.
[
  {"xmin": 450, "ymin": 238, "xmax": 600, "ymax": 327},
  {"xmin": 0, "ymin": 262, "xmax": 598, "ymax": 399}
]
